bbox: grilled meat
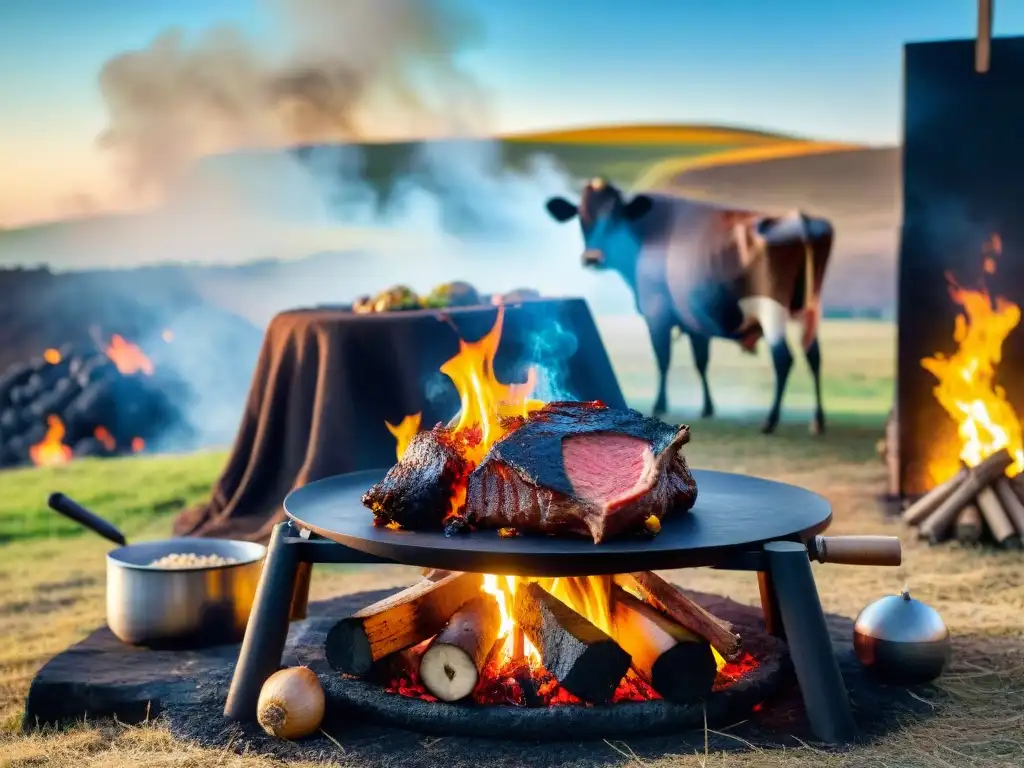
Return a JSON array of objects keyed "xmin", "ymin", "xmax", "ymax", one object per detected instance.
[{"xmin": 465, "ymin": 401, "xmax": 696, "ymax": 543}]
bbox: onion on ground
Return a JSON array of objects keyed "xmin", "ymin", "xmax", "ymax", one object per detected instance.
[{"xmin": 256, "ymin": 666, "xmax": 326, "ymax": 740}]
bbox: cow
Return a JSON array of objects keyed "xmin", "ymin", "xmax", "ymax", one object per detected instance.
[{"xmin": 544, "ymin": 178, "xmax": 833, "ymax": 435}]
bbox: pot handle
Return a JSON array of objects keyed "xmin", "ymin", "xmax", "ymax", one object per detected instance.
[
  {"xmin": 47, "ymin": 493, "xmax": 128, "ymax": 547},
  {"xmin": 807, "ymin": 535, "xmax": 902, "ymax": 566}
]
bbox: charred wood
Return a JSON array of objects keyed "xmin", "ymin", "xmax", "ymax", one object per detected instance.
[
  {"xmin": 513, "ymin": 581, "xmax": 631, "ymax": 704},
  {"xmin": 609, "ymin": 587, "xmax": 717, "ymax": 703},
  {"xmin": 325, "ymin": 572, "xmax": 484, "ymax": 676},
  {"xmin": 615, "ymin": 572, "xmax": 741, "ymax": 660}
]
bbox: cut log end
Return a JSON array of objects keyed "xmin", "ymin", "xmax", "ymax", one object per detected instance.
[{"xmin": 419, "ymin": 643, "xmax": 480, "ymax": 702}]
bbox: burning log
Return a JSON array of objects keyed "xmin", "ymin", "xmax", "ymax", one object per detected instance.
[
  {"xmin": 513, "ymin": 581, "xmax": 631, "ymax": 703},
  {"xmin": 975, "ymin": 485, "xmax": 1021, "ymax": 548},
  {"xmin": 609, "ymin": 587, "xmax": 717, "ymax": 703},
  {"xmin": 614, "ymin": 572, "xmax": 741, "ymax": 661},
  {"xmin": 325, "ymin": 572, "xmax": 484, "ymax": 676},
  {"xmin": 916, "ymin": 449, "xmax": 1013, "ymax": 543},
  {"xmin": 901, "ymin": 467, "xmax": 968, "ymax": 526},
  {"xmin": 955, "ymin": 504, "xmax": 982, "ymax": 544},
  {"xmin": 419, "ymin": 595, "xmax": 501, "ymax": 701}
]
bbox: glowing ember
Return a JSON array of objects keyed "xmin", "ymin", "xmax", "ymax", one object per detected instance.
[
  {"xmin": 921, "ymin": 234, "xmax": 1024, "ymax": 480},
  {"xmin": 30, "ymin": 416, "xmax": 73, "ymax": 467},
  {"xmin": 94, "ymin": 426, "xmax": 116, "ymax": 452},
  {"xmin": 43, "ymin": 348, "xmax": 61, "ymax": 364},
  {"xmin": 386, "ymin": 413, "xmax": 422, "ymax": 461},
  {"xmin": 105, "ymin": 334, "xmax": 154, "ymax": 376}
]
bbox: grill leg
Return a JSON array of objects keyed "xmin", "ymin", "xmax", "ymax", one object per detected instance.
[
  {"xmin": 757, "ymin": 570, "xmax": 784, "ymax": 637},
  {"xmin": 764, "ymin": 541, "xmax": 856, "ymax": 745},
  {"xmin": 224, "ymin": 521, "xmax": 300, "ymax": 721}
]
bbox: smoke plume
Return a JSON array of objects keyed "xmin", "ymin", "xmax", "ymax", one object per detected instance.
[{"xmin": 96, "ymin": 0, "xmax": 488, "ymax": 195}]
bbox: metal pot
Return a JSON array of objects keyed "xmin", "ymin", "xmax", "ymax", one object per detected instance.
[{"xmin": 49, "ymin": 493, "xmax": 266, "ymax": 648}]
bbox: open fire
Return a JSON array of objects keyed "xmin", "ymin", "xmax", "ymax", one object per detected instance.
[
  {"xmin": 903, "ymin": 236, "xmax": 1024, "ymax": 546},
  {"xmin": 27, "ymin": 335, "xmax": 156, "ymax": 467},
  {"xmin": 0, "ymin": 330, "xmax": 182, "ymax": 471},
  {"xmin": 328, "ymin": 308, "xmax": 757, "ymax": 708}
]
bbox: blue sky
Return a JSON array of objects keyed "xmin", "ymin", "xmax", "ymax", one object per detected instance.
[{"xmin": 3, "ymin": 0, "xmax": 1024, "ymax": 225}]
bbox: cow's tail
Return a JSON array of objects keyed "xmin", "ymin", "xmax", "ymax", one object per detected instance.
[{"xmin": 798, "ymin": 211, "xmax": 820, "ymax": 350}]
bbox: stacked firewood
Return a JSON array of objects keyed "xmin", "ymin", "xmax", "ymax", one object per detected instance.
[
  {"xmin": 902, "ymin": 448, "xmax": 1024, "ymax": 548},
  {"xmin": 325, "ymin": 570, "xmax": 742, "ymax": 705}
]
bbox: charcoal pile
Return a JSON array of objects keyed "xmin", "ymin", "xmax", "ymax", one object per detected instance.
[{"xmin": 0, "ymin": 342, "xmax": 190, "ymax": 469}]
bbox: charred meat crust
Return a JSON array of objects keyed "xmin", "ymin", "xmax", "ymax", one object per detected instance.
[{"xmin": 361, "ymin": 426, "xmax": 472, "ymax": 529}]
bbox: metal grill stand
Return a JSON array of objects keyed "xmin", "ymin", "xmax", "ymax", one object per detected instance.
[{"xmin": 223, "ymin": 521, "xmax": 858, "ymax": 745}]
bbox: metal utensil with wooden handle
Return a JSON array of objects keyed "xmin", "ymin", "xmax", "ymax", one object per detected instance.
[{"xmin": 806, "ymin": 535, "xmax": 902, "ymax": 567}]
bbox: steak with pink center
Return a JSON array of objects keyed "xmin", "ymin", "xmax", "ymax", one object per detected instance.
[
  {"xmin": 464, "ymin": 401, "xmax": 697, "ymax": 543},
  {"xmin": 562, "ymin": 433, "xmax": 651, "ymax": 508}
]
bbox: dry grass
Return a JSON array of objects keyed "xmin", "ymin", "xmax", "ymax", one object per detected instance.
[
  {"xmin": 0, "ymin": 319, "xmax": 1021, "ymax": 766},
  {"xmin": 3, "ymin": 418, "xmax": 1024, "ymax": 766}
]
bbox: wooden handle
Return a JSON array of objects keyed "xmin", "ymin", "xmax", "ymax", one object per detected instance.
[{"xmin": 809, "ymin": 535, "xmax": 902, "ymax": 566}]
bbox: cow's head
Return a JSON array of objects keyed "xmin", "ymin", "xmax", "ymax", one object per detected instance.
[{"xmin": 544, "ymin": 178, "xmax": 654, "ymax": 271}]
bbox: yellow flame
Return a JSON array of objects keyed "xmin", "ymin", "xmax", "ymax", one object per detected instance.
[
  {"xmin": 921, "ymin": 235, "xmax": 1024, "ymax": 480},
  {"xmin": 481, "ymin": 574, "xmax": 541, "ymax": 664},
  {"xmin": 29, "ymin": 415, "xmax": 73, "ymax": 467},
  {"xmin": 385, "ymin": 413, "xmax": 422, "ymax": 461}
]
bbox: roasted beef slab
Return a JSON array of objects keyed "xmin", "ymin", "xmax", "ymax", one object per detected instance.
[
  {"xmin": 464, "ymin": 401, "xmax": 696, "ymax": 542},
  {"xmin": 362, "ymin": 426, "xmax": 472, "ymax": 530}
]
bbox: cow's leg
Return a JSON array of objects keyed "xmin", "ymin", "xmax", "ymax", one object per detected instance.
[
  {"xmin": 646, "ymin": 315, "xmax": 673, "ymax": 418},
  {"xmin": 688, "ymin": 333, "xmax": 715, "ymax": 418},
  {"xmin": 740, "ymin": 297, "xmax": 792, "ymax": 434},
  {"xmin": 804, "ymin": 336, "xmax": 825, "ymax": 435}
]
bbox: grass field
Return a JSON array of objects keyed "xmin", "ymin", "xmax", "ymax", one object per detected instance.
[{"xmin": 6, "ymin": 318, "xmax": 1023, "ymax": 767}]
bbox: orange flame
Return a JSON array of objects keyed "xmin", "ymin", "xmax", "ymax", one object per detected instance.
[
  {"xmin": 131, "ymin": 437, "xmax": 145, "ymax": 453},
  {"xmin": 439, "ymin": 307, "xmax": 544, "ymax": 464},
  {"xmin": 30, "ymin": 416, "xmax": 73, "ymax": 467},
  {"xmin": 921, "ymin": 234, "xmax": 1024, "ymax": 480},
  {"xmin": 43, "ymin": 348, "xmax": 61, "ymax": 364},
  {"xmin": 386, "ymin": 413, "xmax": 422, "ymax": 461},
  {"xmin": 94, "ymin": 426, "xmax": 116, "ymax": 452},
  {"xmin": 105, "ymin": 335, "xmax": 154, "ymax": 376}
]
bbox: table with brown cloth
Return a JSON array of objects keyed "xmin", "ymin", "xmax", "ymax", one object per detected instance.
[{"xmin": 173, "ymin": 298, "xmax": 626, "ymax": 542}]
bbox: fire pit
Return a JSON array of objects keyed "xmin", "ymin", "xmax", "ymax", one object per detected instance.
[{"xmin": 223, "ymin": 470, "xmax": 901, "ymax": 745}]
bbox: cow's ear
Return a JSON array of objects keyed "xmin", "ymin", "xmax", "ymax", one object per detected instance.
[
  {"xmin": 546, "ymin": 197, "xmax": 578, "ymax": 223},
  {"xmin": 623, "ymin": 195, "xmax": 653, "ymax": 221}
]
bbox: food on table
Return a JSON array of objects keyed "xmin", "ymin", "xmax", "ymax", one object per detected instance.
[
  {"xmin": 422, "ymin": 281, "xmax": 481, "ymax": 308},
  {"xmin": 148, "ymin": 552, "xmax": 238, "ymax": 568},
  {"xmin": 491, "ymin": 288, "xmax": 541, "ymax": 305},
  {"xmin": 351, "ymin": 281, "xmax": 495, "ymax": 313},
  {"xmin": 362, "ymin": 401, "xmax": 697, "ymax": 543},
  {"xmin": 256, "ymin": 666, "xmax": 326, "ymax": 740}
]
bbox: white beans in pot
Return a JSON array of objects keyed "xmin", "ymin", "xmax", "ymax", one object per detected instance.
[{"xmin": 148, "ymin": 553, "xmax": 238, "ymax": 569}]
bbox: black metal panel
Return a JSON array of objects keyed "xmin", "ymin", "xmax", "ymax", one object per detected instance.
[
  {"xmin": 898, "ymin": 37, "xmax": 1024, "ymax": 496},
  {"xmin": 283, "ymin": 468, "xmax": 832, "ymax": 576}
]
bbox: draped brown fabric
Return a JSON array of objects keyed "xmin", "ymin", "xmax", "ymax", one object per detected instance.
[{"xmin": 173, "ymin": 299, "xmax": 626, "ymax": 542}]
